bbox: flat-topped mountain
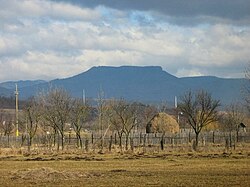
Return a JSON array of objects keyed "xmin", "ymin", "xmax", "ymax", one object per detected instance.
[{"xmin": 0, "ymin": 66, "xmax": 246, "ymax": 106}]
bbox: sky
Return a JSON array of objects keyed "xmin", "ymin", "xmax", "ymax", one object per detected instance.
[{"xmin": 0, "ymin": 0, "xmax": 250, "ymax": 82}]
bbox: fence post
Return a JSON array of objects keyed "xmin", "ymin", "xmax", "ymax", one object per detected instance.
[
  {"xmin": 188, "ymin": 131, "xmax": 191, "ymax": 143},
  {"xmin": 160, "ymin": 134, "xmax": 164, "ymax": 151},
  {"xmin": 139, "ymin": 132, "xmax": 142, "ymax": 145},
  {"xmin": 109, "ymin": 135, "xmax": 113, "ymax": 152},
  {"xmin": 114, "ymin": 133, "xmax": 117, "ymax": 145},
  {"xmin": 85, "ymin": 139, "xmax": 89, "ymax": 152},
  {"xmin": 202, "ymin": 136, "xmax": 206, "ymax": 146},
  {"xmin": 233, "ymin": 133, "xmax": 236, "ymax": 150},
  {"xmin": 212, "ymin": 131, "xmax": 215, "ymax": 144},
  {"xmin": 91, "ymin": 133, "xmax": 94, "ymax": 144},
  {"xmin": 225, "ymin": 138, "xmax": 229, "ymax": 152},
  {"xmin": 143, "ymin": 134, "xmax": 146, "ymax": 153},
  {"xmin": 130, "ymin": 137, "xmax": 134, "ymax": 152},
  {"xmin": 171, "ymin": 137, "xmax": 174, "ymax": 149},
  {"xmin": 192, "ymin": 139, "xmax": 197, "ymax": 151}
]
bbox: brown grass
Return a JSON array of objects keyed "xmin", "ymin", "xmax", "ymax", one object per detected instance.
[{"xmin": 0, "ymin": 152, "xmax": 249, "ymax": 187}]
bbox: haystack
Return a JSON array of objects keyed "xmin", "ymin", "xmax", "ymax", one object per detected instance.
[{"xmin": 146, "ymin": 113, "xmax": 179, "ymax": 134}]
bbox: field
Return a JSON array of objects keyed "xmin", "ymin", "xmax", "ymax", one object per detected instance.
[{"xmin": 0, "ymin": 152, "xmax": 249, "ymax": 187}]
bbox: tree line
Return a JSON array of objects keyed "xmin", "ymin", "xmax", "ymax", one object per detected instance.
[{"xmin": 0, "ymin": 87, "xmax": 248, "ymax": 152}]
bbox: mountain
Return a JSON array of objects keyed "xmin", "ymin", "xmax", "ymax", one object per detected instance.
[
  {"xmin": 0, "ymin": 66, "xmax": 246, "ymax": 106},
  {"xmin": 0, "ymin": 80, "xmax": 46, "ymax": 90},
  {"xmin": 0, "ymin": 86, "xmax": 12, "ymax": 97}
]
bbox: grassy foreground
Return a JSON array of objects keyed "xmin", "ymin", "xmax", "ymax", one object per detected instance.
[{"xmin": 0, "ymin": 153, "xmax": 249, "ymax": 187}]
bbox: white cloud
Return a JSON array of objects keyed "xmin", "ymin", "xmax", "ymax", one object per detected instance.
[
  {"xmin": 176, "ymin": 68, "xmax": 204, "ymax": 77},
  {"xmin": 0, "ymin": 0, "xmax": 249, "ymax": 82}
]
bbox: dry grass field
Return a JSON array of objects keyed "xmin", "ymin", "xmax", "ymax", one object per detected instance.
[{"xmin": 0, "ymin": 151, "xmax": 249, "ymax": 187}]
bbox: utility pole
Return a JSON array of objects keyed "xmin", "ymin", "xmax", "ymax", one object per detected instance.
[{"xmin": 15, "ymin": 83, "xmax": 19, "ymax": 137}]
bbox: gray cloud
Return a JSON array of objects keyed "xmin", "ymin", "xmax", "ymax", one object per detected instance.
[{"xmin": 51, "ymin": 0, "xmax": 250, "ymax": 24}]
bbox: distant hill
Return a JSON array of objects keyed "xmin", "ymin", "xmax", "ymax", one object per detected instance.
[
  {"xmin": 0, "ymin": 86, "xmax": 12, "ymax": 97},
  {"xmin": 0, "ymin": 66, "xmax": 246, "ymax": 106},
  {"xmin": 0, "ymin": 80, "xmax": 46, "ymax": 90}
]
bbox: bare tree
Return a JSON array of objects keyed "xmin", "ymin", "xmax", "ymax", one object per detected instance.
[
  {"xmin": 0, "ymin": 110, "xmax": 14, "ymax": 147},
  {"xmin": 107, "ymin": 99, "xmax": 124, "ymax": 149},
  {"xmin": 178, "ymin": 90, "xmax": 220, "ymax": 149},
  {"xmin": 220, "ymin": 103, "xmax": 245, "ymax": 146},
  {"xmin": 69, "ymin": 98, "xmax": 90, "ymax": 149},
  {"xmin": 22, "ymin": 97, "xmax": 41, "ymax": 151},
  {"xmin": 39, "ymin": 88, "xmax": 71, "ymax": 150},
  {"xmin": 110, "ymin": 99, "xmax": 138, "ymax": 150},
  {"xmin": 96, "ymin": 89, "xmax": 108, "ymax": 150}
]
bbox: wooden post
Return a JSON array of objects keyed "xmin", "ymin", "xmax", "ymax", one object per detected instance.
[
  {"xmin": 109, "ymin": 135, "xmax": 113, "ymax": 152},
  {"xmin": 139, "ymin": 132, "xmax": 142, "ymax": 145},
  {"xmin": 143, "ymin": 134, "xmax": 146, "ymax": 153},
  {"xmin": 188, "ymin": 131, "xmax": 191, "ymax": 143},
  {"xmin": 212, "ymin": 131, "xmax": 215, "ymax": 144},
  {"xmin": 130, "ymin": 137, "xmax": 134, "ymax": 152},
  {"xmin": 172, "ymin": 137, "xmax": 174, "ymax": 149},
  {"xmin": 91, "ymin": 133, "xmax": 94, "ymax": 144},
  {"xmin": 225, "ymin": 138, "xmax": 229, "ymax": 152},
  {"xmin": 85, "ymin": 139, "xmax": 89, "ymax": 152},
  {"xmin": 202, "ymin": 136, "xmax": 206, "ymax": 146},
  {"xmin": 160, "ymin": 134, "xmax": 164, "ymax": 151},
  {"xmin": 114, "ymin": 133, "xmax": 117, "ymax": 145},
  {"xmin": 192, "ymin": 139, "xmax": 197, "ymax": 151}
]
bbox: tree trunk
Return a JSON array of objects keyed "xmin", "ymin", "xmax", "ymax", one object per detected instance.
[
  {"xmin": 125, "ymin": 134, "xmax": 129, "ymax": 150},
  {"xmin": 28, "ymin": 135, "xmax": 32, "ymax": 152},
  {"xmin": 21, "ymin": 134, "xmax": 26, "ymax": 147},
  {"xmin": 76, "ymin": 133, "xmax": 82, "ymax": 149},
  {"xmin": 61, "ymin": 134, "xmax": 64, "ymax": 150},
  {"xmin": 109, "ymin": 135, "xmax": 113, "ymax": 152},
  {"xmin": 57, "ymin": 132, "xmax": 60, "ymax": 151},
  {"xmin": 229, "ymin": 131, "xmax": 232, "ymax": 148},
  {"xmin": 53, "ymin": 129, "xmax": 57, "ymax": 147},
  {"xmin": 79, "ymin": 134, "xmax": 83, "ymax": 149},
  {"xmin": 118, "ymin": 133, "xmax": 122, "ymax": 150},
  {"xmin": 193, "ymin": 132, "xmax": 199, "ymax": 151},
  {"xmin": 236, "ymin": 129, "xmax": 239, "ymax": 142}
]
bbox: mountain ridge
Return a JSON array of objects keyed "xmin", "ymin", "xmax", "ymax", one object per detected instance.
[{"xmin": 0, "ymin": 66, "xmax": 246, "ymax": 106}]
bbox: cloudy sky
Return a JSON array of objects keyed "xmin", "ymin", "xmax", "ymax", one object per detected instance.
[{"xmin": 0, "ymin": 0, "xmax": 250, "ymax": 82}]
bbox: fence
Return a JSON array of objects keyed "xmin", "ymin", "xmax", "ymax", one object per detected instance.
[{"xmin": 1, "ymin": 130, "xmax": 250, "ymax": 152}]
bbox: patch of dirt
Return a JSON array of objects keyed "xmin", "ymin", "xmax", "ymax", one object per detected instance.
[
  {"xmin": 10, "ymin": 167, "xmax": 103, "ymax": 182},
  {"xmin": 23, "ymin": 155, "xmax": 105, "ymax": 161},
  {"xmin": 134, "ymin": 171, "xmax": 152, "ymax": 177},
  {"xmin": 110, "ymin": 169, "xmax": 127, "ymax": 172},
  {"xmin": 0, "ymin": 156, "xmax": 18, "ymax": 161}
]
